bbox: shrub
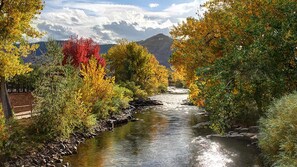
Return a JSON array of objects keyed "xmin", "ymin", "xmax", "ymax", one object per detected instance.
[
  {"xmin": 119, "ymin": 81, "xmax": 148, "ymax": 99},
  {"xmin": 259, "ymin": 92, "xmax": 297, "ymax": 166},
  {"xmin": 33, "ymin": 40, "xmax": 95, "ymax": 139},
  {"xmin": 0, "ymin": 106, "xmax": 8, "ymax": 150},
  {"xmin": 111, "ymin": 85, "xmax": 133, "ymax": 111},
  {"xmin": 33, "ymin": 65, "xmax": 87, "ymax": 139},
  {"xmin": 80, "ymin": 57, "xmax": 115, "ymax": 119},
  {"xmin": 0, "ymin": 106, "xmax": 20, "ymax": 156},
  {"xmin": 92, "ymin": 85, "xmax": 133, "ymax": 119}
]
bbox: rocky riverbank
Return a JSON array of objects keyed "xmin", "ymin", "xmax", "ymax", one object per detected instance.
[
  {"xmin": 192, "ymin": 117, "xmax": 259, "ymax": 145},
  {"xmin": 2, "ymin": 99, "xmax": 163, "ymax": 167},
  {"xmin": 2, "ymin": 110, "xmax": 132, "ymax": 167},
  {"xmin": 206, "ymin": 125, "xmax": 259, "ymax": 145}
]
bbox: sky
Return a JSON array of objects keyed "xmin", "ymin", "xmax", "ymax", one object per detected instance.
[{"xmin": 33, "ymin": 0, "xmax": 208, "ymax": 44}]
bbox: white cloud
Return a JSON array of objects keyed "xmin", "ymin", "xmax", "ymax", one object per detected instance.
[
  {"xmin": 149, "ymin": 3, "xmax": 159, "ymax": 8},
  {"xmin": 33, "ymin": 0, "xmax": 208, "ymax": 43}
]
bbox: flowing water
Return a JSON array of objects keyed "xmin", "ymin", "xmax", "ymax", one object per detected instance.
[{"xmin": 64, "ymin": 88, "xmax": 262, "ymax": 167}]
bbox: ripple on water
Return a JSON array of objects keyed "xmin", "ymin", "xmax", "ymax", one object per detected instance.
[{"xmin": 191, "ymin": 136, "xmax": 237, "ymax": 167}]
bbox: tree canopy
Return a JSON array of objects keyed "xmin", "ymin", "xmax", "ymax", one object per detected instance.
[
  {"xmin": 0, "ymin": 0, "xmax": 43, "ymax": 119},
  {"xmin": 104, "ymin": 40, "xmax": 168, "ymax": 98},
  {"xmin": 62, "ymin": 37, "xmax": 106, "ymax": 68},
  {"xmin": 170, "ymin": 0, "xmax": 297, "ymax": 132}
]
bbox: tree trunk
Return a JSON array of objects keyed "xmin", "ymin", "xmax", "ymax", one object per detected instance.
[{"xmin": 0, "ymin": 76, "xmax": 13, "ymax": 120}]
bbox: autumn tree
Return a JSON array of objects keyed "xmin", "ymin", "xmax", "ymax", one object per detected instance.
[
  {"xmin": 33, "ymin": 40, "xmax": 94, "ymax": 138},
  {"xmin": 62, "ymin": 37, "xmax": 105, "ymax": 67},
  {"xmin": 104, "ymin": 40, "xmax": 168, "ymax": 98},
  {"xmin": 170, "ymin": 0, "xmax": 297, "ymax": 132},
  {"xmin": 0, "ymin": 0, "xmax": 43, "ymax": 120}
]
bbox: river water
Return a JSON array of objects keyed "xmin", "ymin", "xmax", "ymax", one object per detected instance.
[{"xmin": 64, "ymin": 88, "xmax": 262, "ymax": 167}]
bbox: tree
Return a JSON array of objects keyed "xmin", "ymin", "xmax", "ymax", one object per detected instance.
[
  {"xmin": 33, "ymin": 40, "xmax": 91, "ymax": 139},
  {"xmin": 62, "ymin": 37, "xmax": 105, "ymax": 68},
  {"xmin": 0, "ymin": 0, "xmax": 43, "ymax": 120},
  {"xmin": 104, "ymin": 40, "xmax": 168, "ymax": 98},
  {"xmin": 170, "ymin": 0, "xmax": 297, "ymax": 133}
]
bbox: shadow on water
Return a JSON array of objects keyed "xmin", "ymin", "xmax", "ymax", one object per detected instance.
[{"xmin": 64, "ymin": 90, "xmax": 261, "ymax": 167}]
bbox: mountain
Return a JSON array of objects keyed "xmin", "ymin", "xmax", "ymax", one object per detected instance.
[
  {"xmin": 138, "ymin": 34, "xmax": 173, "ymax": 68},
  {"xmin": 27, "ymin": 34, "xmax": 173, "ymax": 68}
]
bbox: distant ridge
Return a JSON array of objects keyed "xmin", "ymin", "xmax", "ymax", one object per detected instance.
[
  {"xmin": 27, "ymin": 33, "xmax": 173, "ymax": 68},
  {"xmin": 138, "ymin": 33, "xmax": 173, "ymax": 68}
]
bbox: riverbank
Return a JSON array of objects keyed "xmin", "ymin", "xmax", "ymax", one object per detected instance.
[
  {"xmin": 206, "ymin": 126, "xmax": 259, "ymax": 144},
  {"xmin": 192, "ymin": 115, "xmax": 259, "ymax": 145},
  {"xmin": 1, "ymin": 99, "xmax": 163, "ymax": 167},
  {"xmin": 2, "ymin": 110, "xmax": 132, "ymax": 166}
]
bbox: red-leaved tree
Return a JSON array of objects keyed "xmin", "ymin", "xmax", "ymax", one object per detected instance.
[{"xmin": 62, "ymin": 36, "xmax": 106, "ymax": 67}]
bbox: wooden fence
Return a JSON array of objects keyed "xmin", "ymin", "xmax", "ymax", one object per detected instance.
[
  {"xmin": 7, "ymin": 83, "xmax": 34, "ymax": 93},
  {"xmin": 14, "ymin": 104, "xmax": 33, "ymax": 119},
  {"xmin": 0, "ymin": 92, "xmax": 36, "ymax": 119}
]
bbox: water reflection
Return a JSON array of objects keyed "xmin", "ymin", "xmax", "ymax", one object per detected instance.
[
  {"xmin": 191, "ymin": 137, "xmax": 234, "ymax": 167},
  {"xmin": 64, "ymin": 90, "xmax": 261, "ymax": 167}
]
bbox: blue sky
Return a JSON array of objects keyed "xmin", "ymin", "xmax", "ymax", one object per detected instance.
[{"xmin": 33, "ymin": 0, "xmax": 207, "ymax": 43}]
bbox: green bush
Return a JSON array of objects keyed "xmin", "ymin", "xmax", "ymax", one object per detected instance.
[
  {"xmin": 0, "ymin": 107, "xmax": 23, "ymax": 156},
  {"xmin": 92, "ymin": 100, "xmax": 111, "ymax": 119},
  {"xmin": 120, "ymin": 81, "xmax": 148, "ymax": 99},
  {"xmin": 112, "ymin": 85, "xmax": 133, "ymax": 110},
  {"xmin": 92, "ymin": 85, "xmax": 132, "ymax": 119},
  {"xmin": 0, "ymin": 105, "xmax": 8, "ymax": 150},
  {"xmin": 259, "ymin": 92, "xmax": 297, "ymax": 166},
  {"xmin": 33, "ymin": 65, "xmax": 86, "ymax": 139},
  {"xmin": 32, "ymin": 40, "xmax": 95, "ymax": 139}
]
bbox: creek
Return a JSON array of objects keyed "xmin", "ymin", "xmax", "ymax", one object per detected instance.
[{"xmin": 64, "ymin": 88, "xmax": 261, "ymax": 167}]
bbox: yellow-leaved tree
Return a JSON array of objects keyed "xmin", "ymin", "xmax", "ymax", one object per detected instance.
[
  {"xmin": 104, "ymin": 40, "xmax": 168, "ymax": 98},
  {"xmin": 0, "ymin": 0, "xmax": 43, "ymax": 119}
]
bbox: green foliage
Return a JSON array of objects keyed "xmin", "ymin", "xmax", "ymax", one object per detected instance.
[
  {"xmin": 32, "ymin": 40, "xmax": 93, "ymax": 139},
  {"xmin": 259, "ymin": 92, "xmax": 297, "ymax": 167},
  {"xmin": 112, "ymin": 85, "xmax": 133, "ymax": 110},
  {"xmin": 170, "ymin": 0, "xmax": 297, "ymax": 133},
  {"xmin": 104, "ymin": 40, "xmax": 168, "ymax": 99},
  {"xmin": 32, "ymin": 40, "xmax": 135, "ymax": 139},
  {"xmin": 92, "ymin": 85, "xmax": 133, "ymax": 119},
  {"xmin": 0, "ymin": 105, "xmax": 8, "ymax": 150},
  {"xmin": 119, "ymin": 81, "xmax": 148, "ymax": 99},
  {"xmin": 0, "ymin": 111, "xmax": 31, "ymax": 157}
]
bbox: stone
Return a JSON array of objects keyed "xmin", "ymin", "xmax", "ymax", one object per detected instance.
[
  {"xmin": 63, "ymin": 162, "xmax": 70, "ymax": 167},
  {"xmin": 181, "ymin": 99, "xmax": 194, "ymax": 105},
  {"xmin": 72, "ymin": 146, "xmax": 78, "ymax": 154},
  {"xmin": 192, "ymin": 122, "xmax": 210, "ymax": 129},
  {"xmin": 248, "ymin": 126, "xmax": 259, "ymax": 133},
  {"xmin": 60, "ymin": 143, "xmax": 66, "ymax": 150},
  {"xmin": 250, "ymin": 134, "xmax": 258, "ymax": 140},
  {"xmin": 131, "ymin": 118, "xmax": 140, "ymax": 122},
  {"xmin": 240, "ymin": 132, "xmax": 257, "ymax": 138},
  {"xmin": 55, "ymin": 159, "xmax": 63, "ymax": 163}
]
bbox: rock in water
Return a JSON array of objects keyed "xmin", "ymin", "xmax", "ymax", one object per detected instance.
[{"xmin": 129, "ymin": 99, "xmax": 163, "ymax": 107}]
